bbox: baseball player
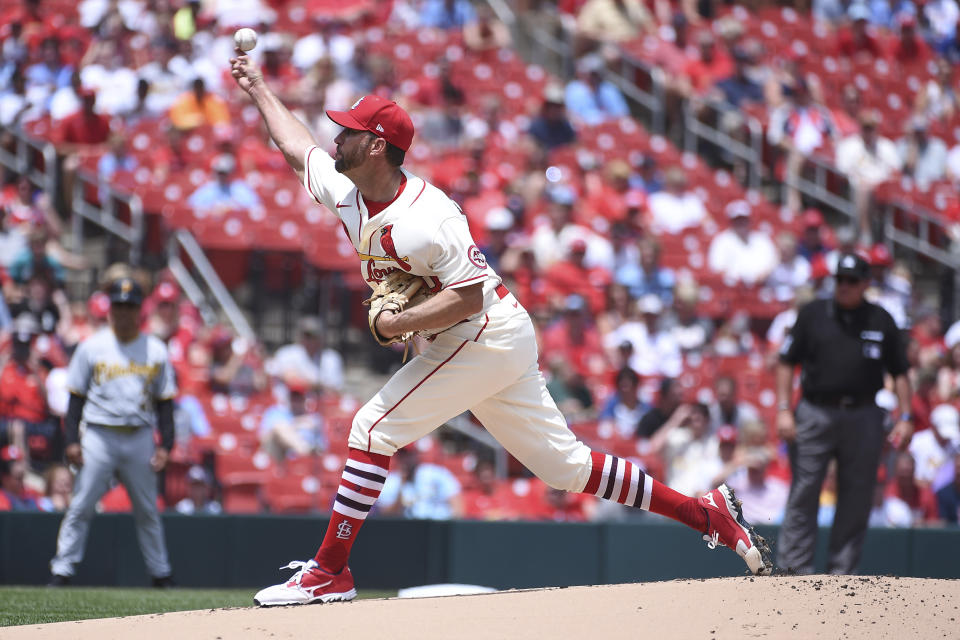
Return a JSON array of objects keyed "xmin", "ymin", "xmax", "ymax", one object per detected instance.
[
  {"xmin": 48, "ymin": 276, "xmax": 176, "ymax": 587},
  {"xmin": 230, "ymin": 50, "xmax": 772, "ymax": 607}
]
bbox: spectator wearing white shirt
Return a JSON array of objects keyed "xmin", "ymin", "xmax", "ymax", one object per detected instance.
[
  {"xmin": 897, "ymin": 116, "xmax": 947, "ymax": 189},
  {"xmin": 266, "ymin": 316, "xmax": 344, "ymax": 393},
  {"xmin": 835, "ymin": 109, "xmax": 902, "ymax": 242},
  {"xmin": 377, "ymin": 447, "xmax": 463, "ymax": 520},
  {"xmin": 767, "ymin": 232, "xmax": 811, "ymax": 301},
  {"xmin": 708, "ymin": 375, "xmax": 759, "ymax": 433},
  {"xmin": 707, "ymin": 200, "xmax": 778, "ymax": 286},
  {"xmin": 656, "ymin": 403, "xmax": 724, "ymax": 497},
  {"xmin": 865, "ymin": 243, "xmax": 912, "ymax": 329},
  {"xmin": 78, "ymin": 40, "xmax": 139, "ymax": 116},
  {"xmin": 725, "ymin": 448, "xmax": 789, "ymax": 524},
  {"xmin": 924, "ymin": 0, "xmax": 959, "ymax": 53},
  {"xmin": 646, "ymin": 167, "xmax": 708, "ymax": 234},
  {"xmin": 175, "ymin": 465, "xmax": 223, "ymax": 515},
  {"xmin": 604, "ymin": 294, "xmax": 682, "ymax": 378},
  {"xmin": 910, "ymin": 404, "xmax": 960, "ymax": 489},
  {"xmin": 48, "ymin": 70, "xmax": 82, "ymax": 121}
]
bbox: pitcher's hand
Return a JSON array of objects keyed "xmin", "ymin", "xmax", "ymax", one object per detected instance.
[{"xmin": 230, "ymin": 49, "xmax": 263, "ymax": 94}]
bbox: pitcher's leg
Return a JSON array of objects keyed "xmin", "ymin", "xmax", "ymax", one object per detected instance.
[
  {"xmin": 50, "ymin": 428, "xmax": 115, "ymax": 577},
  {"xmin": 117, "ymin": 429, "xmax": 171, "ymax": 579}
]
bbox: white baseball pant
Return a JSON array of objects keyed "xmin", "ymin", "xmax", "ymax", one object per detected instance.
[
  {"xmin": 349, "ymin": 293, "xmax": 593, "ymax": 492},
  {"xmin": 50, "ymin": 425, "xmax": 171, "ymax": 578}
]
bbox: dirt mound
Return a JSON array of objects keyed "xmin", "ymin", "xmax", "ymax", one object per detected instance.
[{"xmin": 7, "ymin": 575, "xmax": 959, "ymax": 639}]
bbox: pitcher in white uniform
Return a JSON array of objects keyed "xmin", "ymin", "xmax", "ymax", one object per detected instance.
[{"xmin": 229, "ymin": 49, "xmax": 772, "ymax": 607}]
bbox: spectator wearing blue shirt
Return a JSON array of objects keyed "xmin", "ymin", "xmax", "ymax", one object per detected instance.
[
  {"xmin": 713, "ymin": 47, "xmax": 764, "ymax": 108},
  {"xmin": 419, "ymin": 0, "xmax": 477, "ymax": 30},
  {"xmin": 564, "ymin": 55, "xmax": 630, "ymax": 126},
  {"xmin": 615, "ymin": 237, "xmax": 675, "ymax": 304},
  {"xmin": 598, "ymin": 367, "xmax": 649, "ymax": 439},
  {"xmin": 26, "ymin": 38, "xmax": 72, "ymax": 94},
  {"xmin": 259, "ymin": 380, "xmax": 327, "ymax": 464},
  {"xmin": 98, "ymin": 134, "xmax": 138, "ymax": 183},
  {"xmin": 188, "ymin": 154, "xmax": 262, "ymax": 215},
  {"xmin": 528, "ymin": 84, "xmax": 577, "ymax": 151},
  {"xmin": 377, "ymin": 447, "xmax": 463, "ymax": 519}
]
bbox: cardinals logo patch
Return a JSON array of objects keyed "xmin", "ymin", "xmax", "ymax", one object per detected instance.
[
  {"xmin": 467, "ymin": 245, "xmax": 487, "ymax": 269},
  {"xmin": 378, "ymin": 224, "xmax": 412, "ymax": 271}
]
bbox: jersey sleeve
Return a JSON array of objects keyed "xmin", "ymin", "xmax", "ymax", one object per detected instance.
[
  {"xmin": 778, "ymin": 303, "xmax": 810, "ymax": 365},
  {"xmin": 430, "ymin": 216, "xmax": 491, "ymax": 289},
  {"xmin": 881, "ymin": 311, "xmax": 910, "ymax": 377},
  {"xmin": 65, "ymin": 341, "xmax": 91, "ymax": 395},
  {"xmin": 152, "ymin": 345, "xmax": 178, "ymax": 401},
  {"xmin": 303, "ymin": 145, "xmax": 355, "ymax": 216}
]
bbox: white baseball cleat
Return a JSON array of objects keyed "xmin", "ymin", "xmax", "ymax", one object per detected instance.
[
  {"xmin": 698, "ymin": 484, "xmax": 774, "ymax": 576},
  {"xmin": 254, "ymin": 560, "xmax": 357, "ymax": 606}
]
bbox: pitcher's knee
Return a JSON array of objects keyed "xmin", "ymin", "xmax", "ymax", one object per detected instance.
[
  {"xmin": 527, "ymin": 442, "xmax": 592, "ymax": 492},
  {"xmin": 347, "ymin": 408, "xmax": 400, "ymax": 457}
]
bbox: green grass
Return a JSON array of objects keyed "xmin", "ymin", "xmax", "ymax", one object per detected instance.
[{"xmin": 0, "ymin": 587, "xmax": 397, "ymax": 627}]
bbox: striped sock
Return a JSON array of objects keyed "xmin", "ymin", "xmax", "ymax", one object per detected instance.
[
  {"xmin": 583, "ymin": 451, "xmax": 706, "ymax": 531},
  {"xmin": 314, "ymin": 448, "xmax": 390, "ymax": 573}
]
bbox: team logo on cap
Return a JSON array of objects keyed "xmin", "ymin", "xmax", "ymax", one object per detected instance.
[
  {"xmin": 842, "ymin": 256, "xmax": 855, "ymax": 268},
  {"xmin": 121, "ymin": 279, "xmax": 132, "ymax": 294}
]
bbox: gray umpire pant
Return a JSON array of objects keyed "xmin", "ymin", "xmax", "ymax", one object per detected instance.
[
  {"xmin": 777, "ymin": 399, "xmax": 886, "ymax": 574},
  {"xmin": 50, "ymin": 425, "xmax": 171, "ymax": 578}
]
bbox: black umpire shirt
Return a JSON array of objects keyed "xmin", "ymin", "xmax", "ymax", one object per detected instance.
[{"xmin": 779, "ymin": 299, "xmax": 909, "ymax": 398}]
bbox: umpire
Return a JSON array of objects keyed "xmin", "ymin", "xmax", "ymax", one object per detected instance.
[
  {"xmin": 49, "ymin": 276, "xmax": 176, "ymax": 586},
  {"xmin": 775, "ymin": 252, "xmax": 913, "ymax": 574}
]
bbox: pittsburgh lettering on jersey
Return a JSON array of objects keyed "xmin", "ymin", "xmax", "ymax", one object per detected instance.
[{"xmin": 92, "ymin": 362, "xmax": 161, "ymax": 385}]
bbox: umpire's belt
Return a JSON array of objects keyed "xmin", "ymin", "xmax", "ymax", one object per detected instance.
[
  {"xmin": 90, "ymin": 423, "xmax": 143, "ymax": 435},
  {"xmin": 803, "ymin": 392, "xmax": 874, "ymax": 409}
]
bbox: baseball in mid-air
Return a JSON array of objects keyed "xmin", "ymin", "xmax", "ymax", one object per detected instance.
[{"xmin": 234, "ymin": 28, "xmax": 258, "ymax": 52}]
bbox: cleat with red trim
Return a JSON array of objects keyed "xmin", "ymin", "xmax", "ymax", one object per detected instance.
[
  {"xmin": 698, "ymin": 484, "xmax": 774, "ymax": 576},
  {"xmin": 254, "ymin": 560, "xmax": 356, "ymax": 606}
]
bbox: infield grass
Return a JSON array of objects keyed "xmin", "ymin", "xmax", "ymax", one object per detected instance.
[{"xmin": 0, "ymin": 587, "xmax": 397, "ymax": 627}]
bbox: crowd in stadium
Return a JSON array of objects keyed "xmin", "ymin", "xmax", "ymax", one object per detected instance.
[{"xmin": 1, "ymin": 0, "xmax": 959, "ymax": 529}]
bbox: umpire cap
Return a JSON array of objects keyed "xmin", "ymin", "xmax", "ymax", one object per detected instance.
[
  {"xmin": 108, "ymin": 277, "xmax": 144, "ymax": 305},
  {"xmin": 834, "ymin": 253, "xmax": 870, "ymax": 280}
]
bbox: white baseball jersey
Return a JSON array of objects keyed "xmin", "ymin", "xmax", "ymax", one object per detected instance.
[
  {"xmin": 302, "ymin": 146, "xmax": 593, "ymax": 493},
  {"xmin": 303, "ymin": 145, "xmax": 502, "ymax": 336}
]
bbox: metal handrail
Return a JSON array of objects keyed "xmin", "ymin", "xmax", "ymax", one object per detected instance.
[
  {"xmin": 681, "ymin": 99, "xmax": 763, "ymax": 189},
  {"xmin": 71, "ymin": 168, "xmax": 144, "ymax": 264},
  {"xmin": 168, "ymin": 228, "xmax": 255, "ymax": 340}
]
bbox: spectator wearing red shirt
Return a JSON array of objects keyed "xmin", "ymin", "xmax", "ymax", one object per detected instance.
[
  {"xmin": 0, "ymin": 448, "xmax": 40, "ymax": 511},
  {"xmin": 889, "ymin": 14, "xmax": 932, "ymax": 66},
  {"xmin": 55, "ymin": 87, "xmax": 110, "ymax": 148},
  {"xmin": 540, "ymin": 294, "xmax": 608, "ymax": 381},
  {"xmin": 836, "ymin": 4, "xmax": 883, "ymax": 60},
  {"xmin": 883, "ymin": 452, "xmax": 940, "ymax": 525},
  {"xmin": 144, "ymin": 282, "xmax": 196, "ymax": 365},
  {"xmin": 460, "ymin": 459, "xmax": 520, "ymax": 520},
  {"xmin": 680, "ymin": 32, "xmax": 734, "ymax": 97},
  {"xmin": 544, "ymin": 238, "xmax": 611, "ymax": 315},
  {"xmin": 0, "ymin": 327, "xmax": 54, "ymax": 466}
]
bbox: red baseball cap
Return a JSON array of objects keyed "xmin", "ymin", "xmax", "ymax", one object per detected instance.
[
  {"xmin": 802, "ymin": 208, "xmax": 824, "ymax": 228},
  {"xmin": 154, "ymin": 281, "xmax": 179, "ymax": 303},
  {"xmin": 869, "ymin": 243, "xmax": 893, "ymax": 267},
  {"xmin": 326, "ymin": 95, "xmax": 415, "ymax": 152},
  {"xmin": 88, "ymin": 291, "xmax": 110, "ymax": 320}
]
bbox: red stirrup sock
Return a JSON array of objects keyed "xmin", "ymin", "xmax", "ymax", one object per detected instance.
[
  {"xmin": 314, "ymin": 448, "xmax": 391, "ymax": 573},
  {"xmin": 583, "ymin": 451, "xmax": 706, "ymax": 532}
]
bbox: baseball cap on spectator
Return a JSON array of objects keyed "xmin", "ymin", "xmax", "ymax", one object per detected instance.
[
  {"xmin": 0, "ymin": 445, "xmax": 23, "ymax": 462},
  {"xmin": 718, "ymin": 425, "xmax": 738, "ymax": 444},
  {"xmin": 154, "ymin": 282, "xmax": 179, "ymax": 303},
  {"xmin": 638, "ymin": 294, "xmax": 664, "ymax": 315},
  {"xmin": 485, "ymin": 207, "xmax": 514, "ymax": 231},
  {"xmin": 848, "ymin": 2, "xmax": 870, "ymax": 21},
  {"xmin": 108, "ymin": 277, "xmax": 143, "ymax": 305},
  {"xmin": 725, "ymin": 200, "xmax": 751, "ymax": 219},
  {"xmin": 564, "ymin": 294, "xmax": 587, "ymax": 313},
  {"xmin": 834, "ymin": 253, "xmax": 870, "ymax": 280},
  {"xmin": 543, "ymin": 83, "xmax": 566, "ymax": 105},
  {"xmin": 744, "ymin": 447, "xmax": 771, "ymax": 468},
  {"xmin": 298, "ymin": 316, "xmax": 323, "ymax": 337},
  {"xmin": 931, "ymin": 404, "xmax": 960, "ymax": 444},
  {"xmin": 802, "ymin": 209, "xmax": 824, "ymax": 228},
  {"xmin": 869, "ymin": 244, "xmax": 893, "ymax": 267},
  {"xmin": 88, "ymin": 291, "xmax": 110, "ymax": 320},
  {"xmin": 326, "ymin": 95, "xmax": 415, "ymax": 152},
  {"xmin": 211, "ymin": 153, "xmax": 235, "ymax": 174},
  {"xmin": 186, "ymin": 465, "xmax": 210, "ymax": 485}
]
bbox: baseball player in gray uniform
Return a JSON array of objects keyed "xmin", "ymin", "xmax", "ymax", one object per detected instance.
[{"xmin": 48, "ymin": 276, "xmax": 177, "ymax": 587}]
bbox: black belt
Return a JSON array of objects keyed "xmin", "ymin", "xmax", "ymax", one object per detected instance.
[{"xmin": 803, "ymin": 393, "xmax": 874, "ymax": 409}]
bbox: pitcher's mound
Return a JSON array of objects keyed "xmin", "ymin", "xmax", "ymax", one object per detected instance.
[{"xmin": 8, "ymin": 575, "xmax": 959, "ymax": 640}]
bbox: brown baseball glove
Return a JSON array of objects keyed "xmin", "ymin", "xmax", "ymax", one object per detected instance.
[{"xmin": 364, "ymin": 270, "xmax": 434, "ymax": 347}]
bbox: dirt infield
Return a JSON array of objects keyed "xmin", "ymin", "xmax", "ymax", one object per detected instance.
[{"xmin": 6, "ymin": 575, "xmax": 959, "ymax": 640}]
